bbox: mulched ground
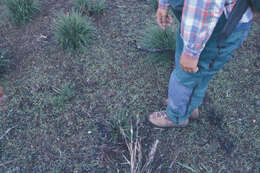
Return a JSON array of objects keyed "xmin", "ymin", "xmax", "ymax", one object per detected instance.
[{"xmin": 0, "ymin": 1, "xmax": 259, "ymax": 172}]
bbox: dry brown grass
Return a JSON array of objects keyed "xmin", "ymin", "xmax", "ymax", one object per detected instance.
[{"xmin": 119, "ymin": 114, "xmax": 159, "ymax": 173}]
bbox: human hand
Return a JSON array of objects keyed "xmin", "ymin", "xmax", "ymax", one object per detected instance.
[
  {"xmin": 180, "ymin": 53, "xmax": 199, "ymax": 73},
  {"xmin": 156, "ymin": 8, "xmax": 173, "ymax": 30}
]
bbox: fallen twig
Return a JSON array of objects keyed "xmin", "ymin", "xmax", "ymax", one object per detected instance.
[
  {"xmin": 176, "ymin": 162, "xmax": 198, "ymax": 173},
  {"xmin": 140, "ymin": 139, "xmax": 159, "ymax": 173},
  {"xmin": 136, "ymin": 46, "xmax": 174, "ymax": 53},
  {"xmin": 167, "ymin": 148, "xmax": 184, "ymax": 173},
  {"xmin": 131, "ymin": 40, "xmax": 174, "ymax": 53},
  {"xmin": 0, "ymin": 158, "xmax": 20, "ymax": 167},
  {"xmin": 227, "ymin": 116, "xmax": 251, "ymax": 124},
  {"xmin": 0, "ymin": 125, "xmax": 18, "ymax": 140}
]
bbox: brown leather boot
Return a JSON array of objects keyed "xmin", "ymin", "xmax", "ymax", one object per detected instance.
[
  {"xmin": 163, "ymin": 99, "xmax": 199, "ymax": 119},
  {"xmin": 147, "ymin": 111, "xmax": 189, "ymax": 128}
]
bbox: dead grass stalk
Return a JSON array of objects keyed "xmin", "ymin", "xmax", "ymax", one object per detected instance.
[{"xmin": 119, "ymin": 114, "xmax": 159, "ymax": 173}]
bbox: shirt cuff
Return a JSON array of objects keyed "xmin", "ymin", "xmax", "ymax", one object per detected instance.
[
  {"xmin": 158, "ymin": 2, "xmax": 170, "ymax": 10},
  {"xmin": 182, "ymin": 46, "xmax": 201, "ymax": 59}
]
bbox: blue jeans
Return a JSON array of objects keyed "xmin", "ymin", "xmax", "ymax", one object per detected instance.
[{"xmin": 166, "ymin": 14, "xmax": 251, "ymax": 124}]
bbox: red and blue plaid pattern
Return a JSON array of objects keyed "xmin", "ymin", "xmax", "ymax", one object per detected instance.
[
  {"xmin": 158, "ymin": 0, "xmax": 170, "ymax": 9},
  {"xmin": 159, "ymin": 0, "xmax": 253, "ymax": 59}
]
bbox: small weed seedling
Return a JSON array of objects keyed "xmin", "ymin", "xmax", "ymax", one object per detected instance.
[
  {"xmin": 4, "ymin": 0, "xmax": 39, "ymax": 25},
  {"xmin": 75, "ymin": 0, "xmax": 106, "ymax": 16},
  {"xmin": 52, "ymin": 86, "xmax": 75, "ymax": 110},
  {"xmin": 53, "ymin": 10, "xmax": 95, "ymax": 52}
]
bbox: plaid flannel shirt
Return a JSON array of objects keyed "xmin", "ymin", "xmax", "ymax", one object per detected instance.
[{"xmin": 159, "ymin": 0, "xmax": 253, "ymax": 59}]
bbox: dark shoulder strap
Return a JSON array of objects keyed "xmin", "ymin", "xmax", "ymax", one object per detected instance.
[{"xmin": 217, "ymin": 0, "xmax": 250, "ymax": 44}]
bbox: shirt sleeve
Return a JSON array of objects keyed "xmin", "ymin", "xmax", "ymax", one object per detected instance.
[
  {"xmin": 158, "ymin": 0, "xmax": 170, "ymax": 10},
  {"xmin": 181, "ymin": 0, "xmax": 225, "ymax": 59}
]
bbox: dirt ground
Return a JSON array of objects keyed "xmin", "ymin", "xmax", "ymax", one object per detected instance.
[{"xmin": 0, "ymin": 0, "xmax": 259, "ymax": 172}]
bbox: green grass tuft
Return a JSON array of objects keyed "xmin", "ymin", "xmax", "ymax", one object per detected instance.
[
  {"xmin": 75, "ymin": 0, "xmax": 106, "ymax": 16},
  {"xmin": 53, "ymin": 10, "xmax": 95, "ymax": 52},
  {"xmin": 107, "ymin": 111, "xmax": 132, "ymax": 142},
  {"xmin": 52, "ymin": 86, "xmax": 75, "ymax": 111},
  {"xmin": 4, "ymin": 0, "xmax": 39, "ymax": 25},
  {"xmin": 139, "ymin": 25, "xmax": 176, "ymax": 61}
]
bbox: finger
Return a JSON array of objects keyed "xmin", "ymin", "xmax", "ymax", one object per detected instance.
[
  {"xmin": 181, "ymin": 64, "xmax": 189, "ymax": 72},
  {"xmin": 156, "ymin": 11, "xmax": 164, "ymax": 29},
  {"xmin": 181, "ymin": 65, "xmax": 189, "ymax": 73},
  {"xmin": 166, "ymin": 17, "xmax": 172, "ymax": 26},
  {"xmin": 194, "ymin": 67, "xmax": 199, "ymax": 73},
  {"xmin": 186, "ymin": 68, "xmax": 193, "ymax": 73},
  {"xmin": 156, "ymin": 12, "xmax": 163, "ymax": 29},
  {"xmin": 167, "ymin": 16, "xmax": 173, "ymax": 24},
  {"xmin": 188, "ymin": 67, "xmax": 199, "ymax": 73},
  {"xmin": 161, "ymin": 15, "xmax": 167, "ymax": 30},
  {"xmin": 183, "ymin": 67, "xmax": 193, "ymax": 73},
  {"xmin": 181, "ymin": 64, "xmax": 185, "ymax": 70},
  {"xmin": 181, "ymin": 66, "xmax": 189, "ymax": 73}
]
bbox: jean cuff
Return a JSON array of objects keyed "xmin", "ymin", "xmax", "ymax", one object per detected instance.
[{"xmin": 166, "ymin": 106, "xmax": 190, "ymax": 124}]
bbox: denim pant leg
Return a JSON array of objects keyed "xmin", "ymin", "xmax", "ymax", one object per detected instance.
[
  {"xmin": 166, "ymin": 20, "xmax": 251, "ymax": 124},
  {"xmin": 188, "ymin": 22, "xmax": 251, "ymax": 114},
  {"xmin": 166, "ymin": 28, "xmax": 201, "ymax": 124}
]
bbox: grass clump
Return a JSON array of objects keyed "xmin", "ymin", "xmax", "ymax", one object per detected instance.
[
  {"xmin": 75, "ymin": 0, "xmax": 106, "ymax": 16},
  {"xmin": 52, "ymin": 86, "xmax": 75, "ymax": 110},
  {"xmin": 4, "ymin": 0, "xmax": 39, "ymax": 25},
  {"xmin": 107, "ymin": 111, "xmax": 132, "ymax": 142},
  {"xmin": 139, "ymin": 25, "xmax": 176, "ymax": 61},
  {"xmin": 53, "ymin": 10, "xmax": 95, "ymax": 52}
]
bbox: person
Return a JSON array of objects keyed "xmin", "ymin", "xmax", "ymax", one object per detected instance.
[{"xmin": 147, "ymin": 0, "xmax": 253, "ymax": 128}]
